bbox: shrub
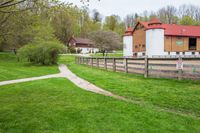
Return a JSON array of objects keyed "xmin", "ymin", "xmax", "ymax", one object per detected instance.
[
  {"xmin": 68, "ymin": 46, "xmax": 76, "ymax": 53},
  {"xmin": 18, "ymin": 41, "xmax": 65, "ymax": 65},
  {"xmin": 77, "ymin": 48, "xmax": 82, "ymax": 54}
]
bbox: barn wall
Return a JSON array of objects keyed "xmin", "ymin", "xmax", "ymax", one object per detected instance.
[
  {"xmin": 197, "ymin": 38, "xmax": 200, "ymax": 51},
  {"xmin": 165, "ymin": 36, "xmax": 200, "ymax": 52},
  {"xmin": 133, "ymin": 24, "xmax": 146, "ymax": 52}
]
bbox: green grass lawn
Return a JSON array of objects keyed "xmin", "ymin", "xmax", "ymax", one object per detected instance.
[
  {"xmin": 59, "ymin": 55, "xmax": 200, "ymax": 118},
  {"xmin": 0, "ymin": 53, "xmax": 200, "ymax": 132},
  {"xmin": 0, "ymin": 53, "xmax": 59, "ymax": 81},
  {"xmin": 91, "ymin": 51, "xmax": 123, "ymax": 57},
  {"xmin": 0, "ymin": 78, "xmax": 200, "ymax": 132}
]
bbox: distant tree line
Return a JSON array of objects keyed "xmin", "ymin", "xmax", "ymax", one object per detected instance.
[
  {"xmin": 0, "ymin": 0, "xmax": 124, "ymax": 52},
  {"xmin": 1, "ymin": 1, "xmax": 200, "ymax": 53},
  {"xmin": 124, "ymin": 4, "xmax": 200, "ymax": 28}
]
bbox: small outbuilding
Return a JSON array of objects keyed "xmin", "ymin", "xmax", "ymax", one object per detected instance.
[{"xmin": 68, "ymin": 37, "xmax": 99, "ymax": 54}]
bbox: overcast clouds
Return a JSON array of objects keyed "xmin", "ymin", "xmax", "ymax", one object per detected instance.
[{"xmin": 63, "ymin": 0, "xmax": 200, "ymax": 18}]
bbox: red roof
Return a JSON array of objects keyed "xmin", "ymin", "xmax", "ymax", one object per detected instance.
[
  {"xmin": 125, "ymin": 18, "xmax": 200, "ymax": 37},
  {"xmin": 163, "ymin": 24, "xmax": 200, "ymax": 37},
  {"xmin": 148, "ymin": 18, "xmax": 162, "ymax": 25},
  {"xmin": 124, "ymin": 27, "xmax": 133, "ymax": 36}
]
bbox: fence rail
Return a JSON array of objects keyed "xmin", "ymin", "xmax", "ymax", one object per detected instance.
[{"xmin": 75, "ymin": 56, "xmax": 200, "ymax": 80}]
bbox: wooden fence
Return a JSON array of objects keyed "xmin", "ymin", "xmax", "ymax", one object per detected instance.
[{"xmin": 75, "ymin": 56, "xmax": 200, "ymax": 80}]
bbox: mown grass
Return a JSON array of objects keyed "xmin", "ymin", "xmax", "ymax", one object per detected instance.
[
  {"xmin": 0, "ymin": 78, "xmax": 200, "ymax": 132},
  {"xmin": 91, "ymin": 51, "xmax": 123, "ymax": 57},
  {"xmin": 59, "ymin": 55, "xmax": 200, "ymax": 117},
  {"xmin": 0, "ymin": 53, "xmax": 59, "ymax": 81}
]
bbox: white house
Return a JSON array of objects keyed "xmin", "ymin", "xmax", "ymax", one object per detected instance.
[{"xmin": 68, "ymin": 37, "xmax": 99, "ymax": 54}]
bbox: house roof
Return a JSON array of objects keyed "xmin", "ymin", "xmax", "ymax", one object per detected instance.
[
  {"xmin": 124, "ymin": 18, "xmax": 200, "ymax": 37},
  {"xmin": 69, "ymin": 37, "xmax": 94, "ymax": 45}
]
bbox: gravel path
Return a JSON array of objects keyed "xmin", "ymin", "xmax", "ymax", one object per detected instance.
[
  {"xmin": 59, "ymin": 64, "xmax": 128, "ymax": 101},
  {"xmin": 0, "ymin": 74, "xmax": 61, "ymax": 86}
]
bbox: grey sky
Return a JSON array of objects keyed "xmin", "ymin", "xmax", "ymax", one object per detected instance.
[{"xmin": 64, "ymin": 0, "xmax": 200, "ymax": 18}]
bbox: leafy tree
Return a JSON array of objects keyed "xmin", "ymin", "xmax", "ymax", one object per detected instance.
[
  {"xmin": 179, "ymin": 16, "xmax": 194, "ymax": 25},
  {"xmin": 89, "ymin": 30, "xmax": 122, "ymax": 56},
  {"xmin": 104, "ymin": 15, "xmax": 120, "ymax": 31},
  {"xmin": 92, "ymin": 9, "xmax": 102, "ymax": 23},
  {"xmin": 103, "ymin": 15, "xmax": 125, "ymax": 36},
  {"xmin": 51, "ymin": 5, "xmax": 77, "ymax": 45}
]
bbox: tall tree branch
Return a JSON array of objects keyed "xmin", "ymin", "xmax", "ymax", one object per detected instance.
[{"xmin": 0, "ymin": 0, "xmax": 27, "ymax": 8}]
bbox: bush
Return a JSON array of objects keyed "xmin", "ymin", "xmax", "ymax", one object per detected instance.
[
  {"xmin": 18, "ymin": 41, "xmax": 65, "ymax": 65},
  {"xmin": 68, "ymin": 46, "xmax": 76, "ymax": 53},
  {"xmin": 77, "ymin": 48, "xmax": 82, "ymax": 54}
]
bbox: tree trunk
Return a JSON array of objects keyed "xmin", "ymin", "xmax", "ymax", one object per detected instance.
[
  {"xmin": 102, "ymin": 50, "xmax": 105, "ymax": 56},
  {"xmin": 13, "ymin": 49, "xmax": 17, "ymax": 55}
]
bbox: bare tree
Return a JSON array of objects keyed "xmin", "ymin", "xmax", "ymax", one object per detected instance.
[
  {"xmin": 178, "ymin": 4, "xmax": 200, "ymax": 21},
  {"xmin": 89, "ymin": 30, "xmax": 122, "ymax": 56},
  {"xmin": 157, "ymin": 5, "xmax": 178, "ymax": 24},
  {"xmin": 124, "ymin": 14, "xmax": 135, "ymax": 28}
]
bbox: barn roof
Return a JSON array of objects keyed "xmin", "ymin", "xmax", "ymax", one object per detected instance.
[
  {"xmin": 125, "ymin": 18, "xmax": 200, "ymax": 37},
  {"xmin": 124, "ymin": 27, "xmax": 133, "ymax": 36},
  {"xmin": 162, "ymin": 24, "xmax": 200, "ymax": 37}
]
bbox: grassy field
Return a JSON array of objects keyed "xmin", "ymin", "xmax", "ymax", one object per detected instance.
[
  {"xmin": 0, "ymin": 78, "xmax": 200, "ymax": 132},
  {"xmin": 60, "ymin": 55, "xmax": 200, "ymax": 118},
  {"xmin": 0, "ymin": 54, "xmax": 200, "ymax": 132},
  {"xmin": 0, "ymin": 53, "xmax": 59, "ymax": 81},
  {"xmin": 91, "ymin": 51, "xmax": 123, "ymax": 57}
]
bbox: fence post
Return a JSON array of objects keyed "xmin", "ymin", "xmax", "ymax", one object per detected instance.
[
  {"xmin": 81, "ymin": 57, "xmax": 83, "ymax": 64},
  {"xmin": 113, "ymin": 58, "xmax": 116, "ymax": 72},
  {"xmin": 77, "ymin": 57, "xmax": 80, "ymax": 64},
  {"xmin": 91, "ymin": 58, "xmax": 93, "ymax": 67},
  {"xmin": 75, "ymin": 56, "xmax": 77, "ymax": 64},
  {"xmin": 82, "ymin": 57, "xmax": 85, "ymax": 64},
  {"xmin": 144, "ymin": 56, "xmax": 149, "ymax": 78},
  {"xmin": 79, "ymin": 57, "xmax": 82, "ymax": 64},
  {"xmin": 96, "ymin": 58, "xmax": 99, "ymax": 67},
  {"xmin": 124, "ymin": 58, "xmax": 128, "ymax": 73},
  {"xmin": 178, "ymin": 56, "xmax": 183, "ymax": 80},
  {"xmin": 104, "ymin": 58, "xmax": 107, "ymax": 70},
  {"xmin": 87, "ymin": 58, "xmax": 90, "ymax": 66}
]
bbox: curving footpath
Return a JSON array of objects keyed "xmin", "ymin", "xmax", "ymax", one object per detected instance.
[{"xmin": 0, "ymin": 74, "xmax": 61, "ymax": 86}]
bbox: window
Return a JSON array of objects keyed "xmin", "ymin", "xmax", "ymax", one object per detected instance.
[
  {"xmin": 176, "ymin": 52, "xmax": 180, "ymax": 55},
  {"xmin": 183, "ymin": 52, "xmax": 185, "ymax": 55},
  {"xmin": 192, "ymin": 52, "xmax": 195, "ymax": 55},
  {"xmin": 189, "ymin": 38, "xmax": 197, "ymax": 50},
  {"xmin": 177, "ymin": 37, "xmax": 182, "ymax": 40},
  {"xmin": 142, "ymin": 44, "xmax": 145, "ymax": 48},
  {"xmin": 168, "ymin": 52, "xmax": 170, "ymax": 55},
  {"xmin": 142, "ymin": 53, "xmax": 145, "ymax": 56},
  {"xmin": 135, "ymin": 46, "xmax": 138, "ymax": 49}
]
